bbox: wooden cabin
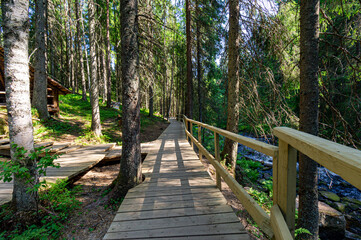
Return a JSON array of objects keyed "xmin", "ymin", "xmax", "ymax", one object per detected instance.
[{"xmin": 0, "ymin": 46, "xmax": 71, "ymax": 117}]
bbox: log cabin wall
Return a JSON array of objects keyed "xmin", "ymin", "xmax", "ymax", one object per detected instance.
[{"xmin": 0, "ymin": 46, "xmax": 71, "ymax": 116}]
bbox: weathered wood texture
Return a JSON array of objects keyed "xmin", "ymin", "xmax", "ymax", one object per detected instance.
[
  {"xmin": 104, "ymin": 119, "xmax": 249, "ymax": 239},
  {"xmin": 0, "ymin": 143, "xmax": 115, "ymax": 205}
]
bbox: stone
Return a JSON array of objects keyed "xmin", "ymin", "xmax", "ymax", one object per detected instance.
[
  {"xmin": 318, "ymin": 201, "xmax": 346, "ymax": 240},
  {"xmin": 320, "ymin": 191, "xmax": 341, "ymax": 202},
  {"xmin": 343, "ymin": 197, "xmax": 361, "ymax": 206},
  {"xmin": 345, "ymin": 230, "xmax": 361, "ymax": 240},
  {"xmin": 347, "ymin": 203, "xmax": 360, "ymax": 211},
  {"xmin": 264, "ymin": 173, "xmax": 271, "ymax": 179},
  {"xmin": 335, "ymin": 202, "xmax": 346, "ymax": 213}
]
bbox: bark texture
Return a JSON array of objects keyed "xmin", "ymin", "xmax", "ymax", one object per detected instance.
[
  {"xmin": 116, "ymin": 0, "xmax": 142, "ymax": 194},
  {"xmin": 75, "ymin": 0, "xmax": 87, "ymax": 101},
  {"xmin": 89, "ymin": 0, "xmax": 102, "ymax": 136},
  {"xmin": 185, "ymin": 0, "xmax": 193, "ymax": 118},
  {"xmin": 106, "ymin": 0, "xmax": 112, "ymax": 108},
  {"xmin": 222, "ymin": 0, "xmax": 240, "ymax": 174},
  {"xmin": 2, "ymin": 0, "xmax": 38, "ymax": 211},
  {"xmin": 33, "ymin": 0, "xmax": 50, "ymax": 120},
  {"xmin": 298, "ymin": 0, "xmax": 320, "ymax": 238}
]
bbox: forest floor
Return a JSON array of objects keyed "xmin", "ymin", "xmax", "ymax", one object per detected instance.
[{"xmin": 0, "ymin": 93, "xmax": 168, "ymax": 145}]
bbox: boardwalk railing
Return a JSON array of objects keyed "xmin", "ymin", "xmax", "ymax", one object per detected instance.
[{"xmin": 182, "ymin": 115, "xmax": 361, "ymax": 240}]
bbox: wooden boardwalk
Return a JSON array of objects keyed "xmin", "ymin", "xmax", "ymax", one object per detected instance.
[
  {"xmin": 104, "ymin": 119, "xmax": 249, "ymax": 239},
  {"xmin": 0, "ymin": 143, "xmax": 115, "ymax": 205}
]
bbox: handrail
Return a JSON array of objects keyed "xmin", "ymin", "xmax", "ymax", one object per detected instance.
[
  {"xmin": 183, "ymin": 115, "xmax": 276, "ymax": 238},
  {"xmin": 181, "ymin": 115, "xmax": 361, "ymax": 240},
  {"xmin": 185, "ymin": 116, "xmax": 278, "ymax": 157},
  {"xmin": 274, "ymin": 127, "xmax": 361, "ymax": 190}
]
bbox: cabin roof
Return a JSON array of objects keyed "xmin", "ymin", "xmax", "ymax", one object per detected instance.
[{"xmin": 0, "ymin": 46, "xmax": 71, "ymax": 95}]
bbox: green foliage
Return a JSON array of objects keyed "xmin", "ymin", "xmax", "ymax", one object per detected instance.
[
  {"xmin": 0, "ymin": 144, "xmax": 60, "ymax": 192},
  {"xmin": 236, "ymin": 157, "xmax": 262, "ymax": 182},
  {"xmin": 246, "ymin": 187, "xmax": 273, "ymax": 213},
  {"xmin": 0, "ymin": 179, "xmax": 81, "ymax": 239},
  {"xmin": 295, "ymin": 227, "xmax": 312, "ymax": 239}
]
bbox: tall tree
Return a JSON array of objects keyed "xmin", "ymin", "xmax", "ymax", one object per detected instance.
[
  {"xmin": 89, "ymin": 0, "xmax": 102, "ymax": 136},
  {"xmin": 115, "ymin": 0, "xmax": 142, "ymax": 194},
  {"xmin": 196, "ymin": 0, "xmax": 202, "ymax": 122},
  {"xmin": 2, "ymin": 0, "xmax": 38, "ymax": 211},
  {"xmin": 75, "ymin": 0, "xmax": 87, "ymax": 101},
  {"xmin": 106, "ymin": 0, "xmax": 112, "ymax": 108},
  {"xmin": 185, "ymin": 0, "xmax": 193, "ymax": 118},
  {"xmin": 222, "ymin": 0, "xmax": 240, "ymax": 175},
  {"xmin": 33, "ymin": 0, "xmax": 50, "ymax": 120},
  {"xmin": 298, "ymin": 0, "xmax": 320, "ymax": 238}
]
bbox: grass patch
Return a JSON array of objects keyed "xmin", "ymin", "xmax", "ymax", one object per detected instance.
[{"xmin": 31, "ymin": 94, "xmax": 166, "ymax": 144}]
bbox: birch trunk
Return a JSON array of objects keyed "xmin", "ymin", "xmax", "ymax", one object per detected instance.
[{"xmin": 2, "ymin": 0, "xmax": 38, "ymax": 211}]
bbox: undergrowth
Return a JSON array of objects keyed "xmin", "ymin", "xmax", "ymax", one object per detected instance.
[
  {"xmin": 0, "ymin": 179, "xmax": 82, "ymax": 239},
  {"xmin": 32, "ymin": 94, "xmax": 166, "ymax": 144}
]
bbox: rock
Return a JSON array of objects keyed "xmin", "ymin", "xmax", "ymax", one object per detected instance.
[
  {"xmin": 345, "ymin": 230, "xmax": 361, "ymax": 240},
  {"xmin": 320, "ymin": 191, "xmax": 341, "ymax": 202},
  {"xmin": 335, "ymin": 202, "xmax": 346, "ymax": 213},
  {"xmin": 263, "ymin": 173, "xmax": 271, "ymax": 179},
  {"xmin": 319, "ymin": 201, "xmax": 346, "ymax": 240},
  {"xmin": 347, "ymin": 203, "xmax": 360, "ymax": 211},
  {"xmin": 343, "ymin": 197, "xmax": 361, "ymax": 206}
]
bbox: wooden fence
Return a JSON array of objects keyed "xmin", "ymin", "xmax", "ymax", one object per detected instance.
[{"xmin": 180, "ymin": 115, "xmax": 361, "ymax": 240}]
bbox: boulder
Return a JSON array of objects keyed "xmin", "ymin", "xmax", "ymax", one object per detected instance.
[
  {"xmin": 342, "ymin": 197, "xmax": 361, "ymax": 206},
  {"xmin": 319, "ymin": 201, "xmax": 346, "ymax": 240},
  {"xmin": 334, "ymin": 202, "xmax": 346, "ymax": 213},
  {"xmin": 320, "ymin": 191, "xmax": 341, "ymax": 202},
  {"xmin": 345, "ymin": 230, "xmax": 361, "ymax": 240}
]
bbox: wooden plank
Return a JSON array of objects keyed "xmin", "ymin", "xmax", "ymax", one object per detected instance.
[
  {"xmin": 57, "ymin": 145, "xmax": 82, "ymax": 154},
  {"xmin": 270, "ymin": 205, "xmax": 293, "ymax": 240},
  {"xmin": 117, "ymin": 198, "xmax": 227, "ymax": 212},
  {"xmin": 0, "ymin": 139, "xmax": 9, "ymax": 145},
  {"xmin": 104, "ymin": 222, "xmax": 247, "ymax": 239},
  {"xmin": 47, "ymin": 143, "xmax": 71, "ymax": 153},
  {"xmin": 276, "ymin": 140, "xmax": 297, "ymax": 234},
  {"xmin": 214, "ymin": 132, "xmax": 222, "ymax": 190},
  {"xmin": 109, "ymin": 213, "xmax": 242, "ymax": 231},
  {"xmin": 128, "ymin": 185, "xmax": 219, "ymax": 195},
  {"xmin": 113, "ymin": 204, "xmax": 236, "ymax": 222},
  {"xmin": 121, "ymin": 191, "xmax": 225, "ymax": 205},
  {"xmin": 274, "ymin": 127, "xmax": 361, "ymax": 190},
  {"xmin": 185, "ymin": 116, "xmax": 278, "ymax": 157}
]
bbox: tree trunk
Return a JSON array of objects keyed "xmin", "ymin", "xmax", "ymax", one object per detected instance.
[
  {"xmin": 185, "ymin": 0, "xmax": 193, "ymax": 118},
  {"xmin": 222, "ymin": 0, "xmax": 240, "ymax": 175},
  {"xmin": 66, "ymin": 0, "xmax": 74, "ymax": 93},
  {"xmin": 115, "ymin": 0, "xmax": 142, "ymax": 195},
  {"xmin": 75, "ymin": 0, "xmax": 87, "ymax": 101},
  {"xmin": 106, "ymin": 0, "xmax": 112, "ymax": 108},
  {"xmin": 298, "ymin": 0, "xmax": 320, "ymax": 238},
  {"xmin": 89, "ymin": 0, "xmax": 102, "ymax": 137},
  {"xmin": 149, "ymin": 85, "xmax": 154, "ymax": 117},
  {"xmin": 2, "ymin": 0, "xmax": 38, "ymax": 211},
  {"xmin": 196, "ymin": 0, "xmax": 202, "ymax": 122},
  {"xmin": 81, "ymin": 3, "xmax": 91, "ymax": 96},
  {"xmin": 33, "ymin": 0, "xmax": 50, "ymax": 120}
]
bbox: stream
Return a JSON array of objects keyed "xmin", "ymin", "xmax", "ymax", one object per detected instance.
[{"xmin": 237, "ymin": 133, "xmax": 361, "ymax": 201}]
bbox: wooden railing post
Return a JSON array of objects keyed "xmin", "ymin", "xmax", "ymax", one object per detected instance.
[
  {"xmin": 198, "ymin": 125, "xmax": 202, "ymax": 161},
  {"xmin": 190, "ymin": 122, "xmax": 194, "ymax": 148},
  {"xmin": 214, "ymin": 132, "xmax": 221, "ymax": 190},
  {"xmin": 274, "ymin": 139, "xmax": 297, "ymax": 237}
]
